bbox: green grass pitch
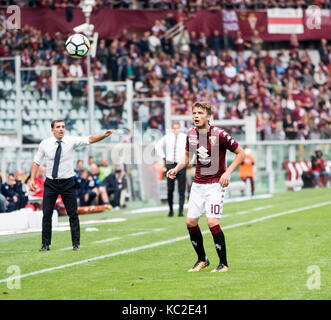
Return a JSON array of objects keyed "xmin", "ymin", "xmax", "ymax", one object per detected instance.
[{"xmin": 0, "ymin": 188, "xmax": 330, "ymax": 300}]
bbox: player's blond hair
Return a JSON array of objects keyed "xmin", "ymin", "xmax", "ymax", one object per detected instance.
[{"xmin": 192, "ymin": 101, "xmax": 212, "ymax": 115}]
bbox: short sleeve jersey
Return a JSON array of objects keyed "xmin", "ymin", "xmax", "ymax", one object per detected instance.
[{"xmin": 185, "ymin": 126, "xmax": 239, "ymax": 184}]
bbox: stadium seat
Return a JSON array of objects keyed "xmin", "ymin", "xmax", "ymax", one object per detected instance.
[
  {"xmin": 33, "ymin": 90, "xmax": 41, "ymax": 100},
  {"xmin": 30, "ymin": 100, "xmax": 38, "ymax": 110},
  {"xmin": 4, "ymin": 80, "xmax": 13, "ymax": 91},
  {"xmin": 59, "ymin": 91, "xmax": 67, "ymax": 100},
  {"xmin": 9, "ymin": 92, "xmax": 16, "ymax": 100},
  {"xmin": 29, "ymin": 110, "xmax": 37, "ymax": 118},
  {"xmin": 78, "ymin": 108, "xmax": 87, "ymax": 119},
  {"xmin": 66, "ymin": 92, "xmax": 72, "ymax": 100},
  {"xmin": 21, "ymin": 100, "xmax": 30, "ymax": 108},
  {"xmin": 70, "ymin": 109, "xmax": 78, "ymax": 119},
  {"xmin": 22, "ymin": 91, "xmax": 32, "ymax": 100},
  {"xmin": 38, "ymin": 110, "xmax": 46, "ymax": 119},
  {"xmin": 46, "ymin": 100, "xmax": 54, "ymax": 109},
  {"xmin": 7, "ymin": 100, "xmax": 16, "ymax": 110},
  {"xmin": 44, "ymin": 109, "xmax": 52, "ymax": 118},
  {"xmin": 4, "ymin": 120, "xmax": 14, "ymax": 130},
  {"xmin": 7, "ymin": 110, "xmax": 16, "ymax": 119},
  {"xmin": 38, "ymin": 100, "xmax": 47, "ymax": 109},
  {"xmin": 95, "ymin": 109, "xmax": 102, "ymax": 120}
]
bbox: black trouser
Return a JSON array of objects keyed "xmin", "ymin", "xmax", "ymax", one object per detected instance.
[
  {"xmin": 107, "ymin": 187, "xmax": 121, "ymax": 207},
  {"xmin": 166, "ymin": 163, "xmax": 186, "ymax": 214},
  {"xmin": 42, "ymin": 177, "xmax": 80, "ymax": 246}
]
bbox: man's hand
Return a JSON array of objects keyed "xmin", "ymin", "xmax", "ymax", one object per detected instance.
[
  {"xmin": 219, "ymin": 171, "xmax": 231, "ymax": 187},
  {"xmin": 167, "ymin": 168, "xmax": 178, "ymax": 180},
  {"xmin": 104, "ymin": 130, "xmax": 115, "ymax": 138},
  {"xmin": 28, "ymin": 179, "xmax": 36, "ymax": 192}
]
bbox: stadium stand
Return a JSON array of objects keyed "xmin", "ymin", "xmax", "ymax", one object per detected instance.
[{"xmin": 1, "ymin": 6, "xmax": 330, "ymax": 141}]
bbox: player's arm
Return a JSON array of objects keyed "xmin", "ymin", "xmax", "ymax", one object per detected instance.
[
  {"xmin": 166, "ymin": 150, "xmax": 190, "ymax": 179},
  {"xmin": 220, "ymin": 146, "xmax": 245, "ymax": 187},
  {"xmin": 89, "ymin": 130, "xmax": 114, "ymax": 144}
]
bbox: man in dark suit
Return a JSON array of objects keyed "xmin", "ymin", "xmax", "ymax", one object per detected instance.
[
  {"xmin": 1, "ymin": 173, "xmax": 19, "ymax": 212},
  {"xmin": 76, "ymin": 169, "xmax": 98, "ymax": 206},
  {"xmin": 14, "ymin": 170, "xmax": 28, "ymax": 209},
  {"xmin": 29, "ymin": 119, "xmax": 114, "ymax": 252},
  {"xmin": 101, "ymin": 166, "xmax": 128, "ymax": 210}
]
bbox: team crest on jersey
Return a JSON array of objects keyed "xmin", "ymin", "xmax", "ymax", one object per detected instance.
[{"xmin": 209, "ymin": 136, "xmax": 217, "ymax": 145}]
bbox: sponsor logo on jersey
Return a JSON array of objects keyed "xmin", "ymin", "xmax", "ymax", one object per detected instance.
[{"xmin": 197, "ymin": 146, "xmax": 210, "ymax": 165}]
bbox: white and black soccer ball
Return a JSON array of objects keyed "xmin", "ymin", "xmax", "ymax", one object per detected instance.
[{"xmin": 65, "ymin": 33, "xmax": 90, "ymax": 58}]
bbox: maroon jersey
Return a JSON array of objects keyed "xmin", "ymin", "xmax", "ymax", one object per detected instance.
[{"xmin": 185, "ymin": 126, "xmax": 239, "ymax": 184}]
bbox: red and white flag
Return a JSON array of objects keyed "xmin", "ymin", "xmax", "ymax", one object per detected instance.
[{"xmin": 267, "ymin": 8, "xmax": 304, "ymax": 34}]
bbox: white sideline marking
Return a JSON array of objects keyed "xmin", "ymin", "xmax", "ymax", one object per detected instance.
[
  {"xmin": 58, "ymin": 229, "xmax": 164, "ymax": 248},
  {"xmin": 128, "ymin": 231, "xmax": 150, "ymax": 236},
  {"xmin": 236, "ymin": 205, "xmax": 273, "ymax": 215},
  {"xmin": 1, "ymin": 200, "xmax": 330, "ymax": 284},
  {"xmin": 95, "ymin": 237, "xmax": 121, "ymax": 244}
]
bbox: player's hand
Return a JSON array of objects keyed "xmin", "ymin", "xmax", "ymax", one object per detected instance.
[
  {"xmin": 167, "ymin": 168, "xmax": 177, "ymax": 179},
  {"xmin": 103, "ymin": 130, "xmax": 115, "ymax": 137},
  {"xmin": 29, "ymin": 179, "xmax": 36, "ymax": 192},
  {"xmin": 219, "ymin": 171, "xmax": 231, "ymax": 187}
]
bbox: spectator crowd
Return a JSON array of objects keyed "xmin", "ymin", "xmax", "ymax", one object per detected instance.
[{"xmin": 0, "ymin": 6, "xmax": 331, "ymax": 140}]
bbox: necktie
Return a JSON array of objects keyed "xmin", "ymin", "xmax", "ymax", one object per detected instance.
[
  {"xmin": 173, "ymin": 135, "xmax": 177, "ymax": 163},
  {"xmin": 52, "ymin": 141, "xmax": 62, "ymax": 179}
]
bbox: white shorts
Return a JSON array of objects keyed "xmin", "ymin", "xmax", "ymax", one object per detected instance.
[{"xmin": 187, "ymin": 182, "xmax": 226, "ymax": 219}]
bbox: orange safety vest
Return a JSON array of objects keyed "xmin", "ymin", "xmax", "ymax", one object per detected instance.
[{"xmin": 239, "ymin": 155, "xmax": 254, "ymax": 178}]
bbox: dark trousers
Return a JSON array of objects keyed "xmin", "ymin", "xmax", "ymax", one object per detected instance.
[
  {"xmin": 166, "ymin": 163, "xmax": 186, "ymax": 214},
  {"xmin": 241, "ymin": 176, "xmax": 255, "ymax": 194},
  {"xmin": 107, "ymin": 187, "xmax": 121, "ymax": 207},
  {"xmin": 42, "ymin": 177, "xmax": 80, "ymax": 246}
]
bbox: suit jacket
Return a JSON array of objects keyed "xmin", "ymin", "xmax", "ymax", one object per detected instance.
[{"xmin": 102, "ymin": 172, "xmax": 127, "ymax": 192}]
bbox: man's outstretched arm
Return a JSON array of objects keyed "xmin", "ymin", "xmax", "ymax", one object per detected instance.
[{"xmin": 89, "ymin": 130, "xmax": 114, "ymax": 144}]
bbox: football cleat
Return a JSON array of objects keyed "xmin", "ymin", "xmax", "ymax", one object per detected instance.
[
  {"xmin": 188, "ymin": 258, "xmax": 210, "ymax": 272},
  {"xmin": 211, "ymin": 263, "xmax": 230, "ymax": 273}
]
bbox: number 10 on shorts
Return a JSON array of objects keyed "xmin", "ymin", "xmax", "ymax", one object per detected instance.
[{"xmin": 210, "ymin": 204, "xmax": 222, "ymax": 215}]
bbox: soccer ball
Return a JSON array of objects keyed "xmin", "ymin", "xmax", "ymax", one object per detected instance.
[{"xmin": 65, "ymin": 33, "xmax": 90, "ymax": 58}]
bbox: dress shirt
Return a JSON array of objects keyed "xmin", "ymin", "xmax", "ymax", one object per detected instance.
[
  {"xmin": 34, "ymin": 135, "xmax": 90, "ymax": 179},
  {"xmin": 155, "ymin": 132, "xmax": 187, "ymax": 163}
]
